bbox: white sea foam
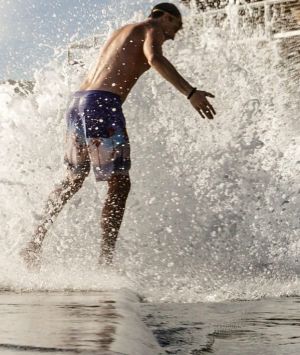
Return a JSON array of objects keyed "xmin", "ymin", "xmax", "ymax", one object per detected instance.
[{"xmin": 0, "ymin": 1, "xmax": 299, "ymax": 302}]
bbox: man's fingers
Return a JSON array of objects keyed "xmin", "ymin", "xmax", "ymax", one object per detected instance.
[
  {"xmin": 201, "ymin": 102, "xmax": 216, "ymax": 117},
  {"xmin": 193, "ymin": 91, "xmax": 216, "ymax": 119},
  {"xmin": 198, "ymin": 109, "xmax": 205, "ymax": 119},
  {"xmin": 200, "ymin": 106, "xmax": 214, "ymax": 120},
  {"xmin": 204, "ymin": 110, "xmax": 214, "ymax": 119},
  {"xmin": 207, "ymin": 102, "xmax": 216, "ymax": 115},
  {"xmin": 204, "ymin": 91, "xmax": 215, "ymax": 98}
]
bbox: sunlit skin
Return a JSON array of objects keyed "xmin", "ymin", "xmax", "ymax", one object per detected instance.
[
  {"xmin": 20, "ymin": 11, "xmax": 216, "ymax": 269},
  {"xmin": 80, "ymin": 13, "xmax": 216, "ymax": 118}
]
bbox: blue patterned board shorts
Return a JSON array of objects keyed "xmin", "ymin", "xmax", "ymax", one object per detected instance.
[{"xmin": 64, "ymin": 90, "xmax": 131, "ymax": 181}]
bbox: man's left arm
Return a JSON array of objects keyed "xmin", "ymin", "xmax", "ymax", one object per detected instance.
[{"xmin": 143, "ymin": 27, "xmax": 216, "ymax": 119}]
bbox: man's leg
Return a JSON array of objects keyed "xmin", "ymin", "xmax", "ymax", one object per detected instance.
[
  {"xmin": 20, "ymin": 168, "xmax": 89, "ymax": 267},
  {"xmin": 100, "ymin": 174, "xmax": 131, "ymax": 265}
]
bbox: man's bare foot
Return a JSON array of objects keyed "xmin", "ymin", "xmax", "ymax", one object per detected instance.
[{"xmin": 19, "ymin": 241, "xmax": 42, "ymax": 271}]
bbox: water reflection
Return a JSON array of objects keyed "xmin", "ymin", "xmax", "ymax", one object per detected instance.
[
  {"xmin": 142, "ymin": 296, "xmax": 300, "ymax": 355},
  {"xmin": 0, "ymin": 292, "xmax": 120, "ymax": 354}
]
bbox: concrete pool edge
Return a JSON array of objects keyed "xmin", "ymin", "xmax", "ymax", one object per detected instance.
[
  {"xmin": 109, "ymin": 288, "xmax": 165, "ymax": 355},
  {"xmin": 0, "ymin": 288, "xmax": 165, "ymax": 355}
]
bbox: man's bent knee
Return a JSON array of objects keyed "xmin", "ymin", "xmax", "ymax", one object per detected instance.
[{"xmin": 66, "ymin": 165, "xmax": 90, "ymax": 189}]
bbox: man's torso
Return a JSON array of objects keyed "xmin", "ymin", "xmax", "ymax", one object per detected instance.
[{"xmin": 80, "ymin": 22, "xmax": 152, "ymax": 102}]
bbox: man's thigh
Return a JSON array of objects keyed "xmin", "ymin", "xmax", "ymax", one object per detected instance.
[
  {"xmin": 86, "ymin": 128, "xmax": 131, "ymax": 182},
  {"xmin": 64, "ymin": 131, "xmax": 91, "ymax": 179},
  {"xmin": 107, "ymin": 173, "xmax": 131, "ymax": 196}
]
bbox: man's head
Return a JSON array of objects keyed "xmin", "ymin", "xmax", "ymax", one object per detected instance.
[{"xmin": 149, "ymin": 3, "xmax": 183, "ymax": 40}]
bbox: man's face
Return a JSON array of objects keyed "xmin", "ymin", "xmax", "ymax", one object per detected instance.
[{"xmin": 161, "ymin": 13, "xmax": 183, "ymax": 40}]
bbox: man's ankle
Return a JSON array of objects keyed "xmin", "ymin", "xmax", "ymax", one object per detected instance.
[
  {"xmin": 27, "ymin": 239, "xmax": 42, "ymax": 251},
  {"xmin": 99, "ymin": 251, "xmax": 113, "ymax": 266}
]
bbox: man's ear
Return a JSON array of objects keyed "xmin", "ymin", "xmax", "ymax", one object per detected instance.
[{"xmin": 166, "ymin": 14, "xmax": 173, "ymax": 23}]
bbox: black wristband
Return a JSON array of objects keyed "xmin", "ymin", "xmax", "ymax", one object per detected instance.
[{"xmin": 187, "ymin": 87, "xmax": 197, "ymax": 100}]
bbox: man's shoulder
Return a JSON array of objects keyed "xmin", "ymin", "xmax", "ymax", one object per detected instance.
[
  {"xmin": 116, "ymin": 22, "xmax": 146, "ymax": 37},
  {"xmin": 124, "ymin": 21, "xmax": 161, "ymax": 34},
  {"xmin": 143, "ymin": 22, "xmax": 164, "ymax": 43},
  {"xmin": 115, "ymin": 21, "xmax": 163, "ymax": 43}
]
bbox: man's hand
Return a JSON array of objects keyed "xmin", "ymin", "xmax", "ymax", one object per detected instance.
[{"xmin": 189, "ymin": 90, "xmax": 216, "ymax": 120}]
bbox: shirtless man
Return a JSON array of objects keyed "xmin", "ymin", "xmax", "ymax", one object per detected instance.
[{"xmin": 20, "ymin": 2, "xmax": 216, "ymax": 268}]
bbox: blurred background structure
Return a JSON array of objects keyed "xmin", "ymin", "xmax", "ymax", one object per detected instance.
[
  {"xmin": 180, "ymin": 1, "xmax": 300, "ymax": 82},
  {"xmin": 68, "ymin": 1, "xmax": 300, "ymax": 79}
]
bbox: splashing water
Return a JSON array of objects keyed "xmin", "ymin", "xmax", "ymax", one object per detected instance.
[{"xmin": 0, "ymin": 1, "xmax": 299, "ymax": 302}]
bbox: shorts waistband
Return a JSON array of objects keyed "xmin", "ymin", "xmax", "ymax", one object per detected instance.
[{"xmin": 73, "ymin": 90, "xmax": 122, "ymax": 102}]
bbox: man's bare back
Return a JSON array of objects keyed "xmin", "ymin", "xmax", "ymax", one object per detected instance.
[
  {"xmin": 80, "ymin": 23, "xmax": 151, "ymax": 102},
  {"xmin": 80, "ymin": 13, "xmax": 215, "ymax": 121}
]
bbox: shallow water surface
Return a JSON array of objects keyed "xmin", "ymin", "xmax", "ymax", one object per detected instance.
[
  {"xmin": 0, "ymin": 292, "xmax": 299, "ymax": 354},
  {"xmin": 0, "ymin": 289, "xmax": 165, "ymax": 355},
  {"xmin": 142, "ymin": 296, "xmax": 300, "ymax": 355},
  {"xmin": 0, "ymin": 292, "xmax": 123, "ymax": 355}
]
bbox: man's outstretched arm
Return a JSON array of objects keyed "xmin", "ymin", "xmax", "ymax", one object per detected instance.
[{"xmin": 143, "ymin": 27, "xmax": 216, "ymax": 119}]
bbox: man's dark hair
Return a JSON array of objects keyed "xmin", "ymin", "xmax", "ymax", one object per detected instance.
[{"xmin": 149, "ymin": 3, "xmax": 182, "ymax": 19}]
